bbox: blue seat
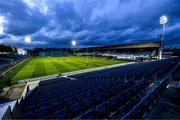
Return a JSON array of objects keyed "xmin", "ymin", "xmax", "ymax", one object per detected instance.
[
  {"xmin": 21, "ymin": 111, "xmax": 34, "ymax": 119},
  {"xmin": 103, "ymin": 90, "xmax": 110, "ymax": 99},
  {"xmin": 51, "ymin": 101, "xmax": 62, "ymax": 112},
  {"xmin": 95, "ymin": 102, "xmax": 108, "ymax": 118},
  {"xmin": 93, "ymin": 94, "xmax": 103, "ymax": 105},
  {"xmin": 23, "ymin": 105, "xmax": 35, "ymax": 112},
  {"xmin": 54, "ymin": 108, "xmax": 68, "ymax": 119},
  {"xmin": 142, "ymin": 96, "xmax": 151, "ymax": 111},
  {"xmin": 70, "ymin": 102, "xmax": 82, "ymax": 117},
  {"xmin": 132, "ymin": 105, "xmax": 143, "ymax": 118},
  {"xmin": 131, "ymin": 86, "xmax": 138, "ymax": 95},
  {"xmin": 81, "ymin": 109, "xmax": 94, "ymax": 119},
  {"xmin": 117, "ymin": 94, "xmax": 126, "ymax": 107},
  {"xmin": 121, "ymin": 102, "xmax": 132, "ymax": 114},
  {"xmin": 75, "ymin": 94, "xmax": 84, "ymax": 101},
  {"xmin": 83, "ymin": 97, "xmax": 93, "ymax": 110},
  {"xmin": 37, "ymin": 102, "xmax": 48, "ymax": 110},
  {"xmin": 110, "ymin": 87, "xmax": 116, "ymax": 95},
  {"xmin": 41, "ymin": 115, "xmax": 51, "ymax": 119},
  {"xmin": 85, "ymin": 91, "xmax": 92, "ymax": 97},
  {"xmin": 122, "ymin": 112, "xmax": 131, "ymax": 120},
  {"xmin": 64, "ymin": 97, "xmax": 74, "ymax": 106},
  {"xmin": 107, "ymin": 96, "xmax": 117, "ymax": 112},
  {"xmin": 36, "ymin": 106, "xmax": 49, "ymax": 118}
]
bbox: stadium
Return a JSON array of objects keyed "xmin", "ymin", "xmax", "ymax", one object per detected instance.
[{"xmin": 0, "ymin": 0, "xmax": 180, "ymax": 119}]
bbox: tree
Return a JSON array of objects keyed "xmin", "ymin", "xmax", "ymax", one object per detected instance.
[{"xmin": 0, "ymin": 86, "xmax": 3, "ymax": 94}]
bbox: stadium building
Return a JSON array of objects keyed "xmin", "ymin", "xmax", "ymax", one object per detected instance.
[
  {"xmin": 0, "ymin": 42, "xmax": 180, "ymax": 119},
  {"xmin": 1, "ymin": 0, "xmax": 180, "ymax": 119},
  {"xmin": 77, "ymin": 41, "xmax": 160, "ymax": 61}
]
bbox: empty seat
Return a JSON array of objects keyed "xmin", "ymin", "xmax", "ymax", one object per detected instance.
[
  {"xmin": 102, "ymin": 90, "xmax": 110, "ymax": 99},
  {"xmin": 54, "ymin": 108, "xmax": 68, "ymax": 119},
  {"xmin": 117, "ymin": 94, "xmax": 126, "ymax": 108},
  {"xmin": 51, "ymin": 101, "xmax": 62, "ymax": 112},
  {"xmin": 95, "ymin": 102, "xmax": 108, "ymax": 118},
  {"xmin": 35, "ymin": 106, "xmax": 49, "ymax": 118},
  {"xmin": 85, "ymin": 91, "xmax": 92, "ymax": 97},
  {"xmin": 70, "ymin": 102, "xmax": 82, "ymax": 118},
  {"xmin": 17, "ymin": 58, "xmax": 176, "ymax": 119},
  {"xmin": 83, "ymin": 97, "xmax": 93, "ymax": 110},
  {"xmin": 75, "ymin": 94, "xmax": 84, "ymax": 101},
  {"xmin": 21, "ymin": 111, "xmax": 34, "ymax": 119},
  {"xmin": 107, "ymin": 96, "xmax": 117, "ymax": 112},
  {"xmin": 93, "ymin": 94, "xmax": 103, "ymax": 105},
  {"xmin": 22, "ymin": 105, "xmax": 35, "ymax": 113},
  {"xmin": 40, "ymin": 115, "xmax": 52, "ymax": 119},
  {"xmin": 132, "ymin": 105, "xmax": 143, "ymax": 119},
  {"xmin": 81, "ymin": 109, "xmax": 94, "ymax": 119},
  {"xmin": 63, "ymin": 97, "xmax": 74, "ymax": 106}
]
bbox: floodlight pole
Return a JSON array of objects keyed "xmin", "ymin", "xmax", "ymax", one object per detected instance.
[
  {"xmin": 93, "ymin": 48, "xmax": 96, "ymax": 66},
  {"xmin": 94, "ymin": 48, "xmax": 95, "ymax": 61},
  {"xmin": 73, "ymin": 47, "xmax": 75, "ymax": 56},
  {"xmin": 159, "ymin": 15, "xmax": 167, "ymax": 60},
  {"xmin": 159, "ymin": 24, "xmax": 166, "ymax": 60},
  {"xmin": 71, "ymin": 40, "xmax": 76, "ymax": 56},
  {"xmin": 86, "ymin": 48, "xmax": 89, "ymax": 67}
]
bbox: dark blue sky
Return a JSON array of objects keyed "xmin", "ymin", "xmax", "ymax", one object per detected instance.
[{"xmin": 0, "ymin": 0, "xmax": 180, "ymax": 48}]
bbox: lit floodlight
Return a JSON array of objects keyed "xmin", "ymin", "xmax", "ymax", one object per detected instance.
[
  {"xmin": 72, "ymin": 40, "xmax": 76, "ymax": 46},
  {"xmin": 160, "ymin": 15, "xmax": 168, "ymax": 25},
  {"xmin": 24, "ymin": 36, "xmax": 31, "ymax": 43}
]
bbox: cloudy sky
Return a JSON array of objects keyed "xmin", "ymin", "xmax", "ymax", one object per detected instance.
[{"xmin": 0, "ymin": 0, "xmax": 180, "ymax": 48}]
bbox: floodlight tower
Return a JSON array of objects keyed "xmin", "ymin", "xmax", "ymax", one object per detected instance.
[
  {"xmin": 86, "ymin": 47, "xmax": 89, "ymax": 67},
  {"xmin": 159, "ymin": 15, "xmax": 168, "ymax": 60},
  {"xmin": 71, "ymin": 40, "xmax": 76, "ymax": 55}
]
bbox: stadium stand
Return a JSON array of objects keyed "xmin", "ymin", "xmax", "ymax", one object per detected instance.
[
  {"xmin": 0, "ymin": 44, "xmax": 26, "ymax": 70},
  {"xmin": 1, "ymin": 57, "xmax": 179, "ymax": 119},
  {"xmin": 39, "ymin": 51, "xmax": 70, "ymax": 57},
  {"xmin": 0, "ymin": 44, "xmax": 16, "ymax": 53},
  {"xmin": 0, "ymin": 54, "xmax": 27, "ymax": 73},
  {"xmin": 77, "ymin": 41, "xmax": 160, "ymax": 61}
]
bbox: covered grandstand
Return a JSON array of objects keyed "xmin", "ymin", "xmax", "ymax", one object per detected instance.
[
  {"xmin": 0, "ymin": 44, "xmax": 28, "ymax": 87},
  {"xmin": 77, "ymin": 41, "xmax": 161, "ymax": 61}
]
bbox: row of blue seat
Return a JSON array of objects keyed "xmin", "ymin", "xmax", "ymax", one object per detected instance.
[
  {"xmin": 54, "ymin": 79, "xmax": 150, "ymax": 119},
  {"xmin": 122, "ymin": 77, "xmax": 171, "ymax": 119},
  {"xmin": 18, "ymin": 59, "xmax": 174, "ymax": 119}
]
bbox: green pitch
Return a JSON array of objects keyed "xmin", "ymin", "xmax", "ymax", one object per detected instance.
[{"xmin": 0, "ymin": 56, "xmax": 127, "ymax": 87}]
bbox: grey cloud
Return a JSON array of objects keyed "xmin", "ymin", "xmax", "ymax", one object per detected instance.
[{"xmin": 0, "ymin": 0, "xmax": 180, "ymax": 48}]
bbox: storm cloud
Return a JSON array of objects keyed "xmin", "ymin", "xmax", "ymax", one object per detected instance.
[{"xmin": 0, "ymin": 0, "xmax": 180, "ymax": 48}]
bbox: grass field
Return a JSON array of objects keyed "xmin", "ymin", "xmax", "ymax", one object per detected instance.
[{"xmin": 0, "ymin": 56, "xmax": 127, "ymax": 87}]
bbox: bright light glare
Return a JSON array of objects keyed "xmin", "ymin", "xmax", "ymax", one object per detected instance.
[
  {"xmin": 17, "ymin": 48, "xmax": 27, "ymax": 55},
  {"xmin": 160, "ymin": 15, "xmax": 168, "ymax": 24},
  {"xmin": 25, "ymin": 36, "xmax": 31, "ymax": 43},
  {"xmin": 72, "ymin": 40, "xmax": 76, "ymax": 46}
]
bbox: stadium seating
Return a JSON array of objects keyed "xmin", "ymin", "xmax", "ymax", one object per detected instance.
[
  {"xmin": 13, "ymin": 58, "xmax": 179, "ymax": 119},
  {"xmin": 0, "ymin": 54, "xmax": 27, "ymax": 74}
]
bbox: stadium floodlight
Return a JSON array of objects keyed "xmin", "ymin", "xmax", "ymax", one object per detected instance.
[
  {"xmin": 160, "ymin": 15, "xmax": 168, "ymax": 25},
  {"xmin": 24, "ymin": 36, "xmax": 31, "ymax": 43},
  {"xmin": 72, "ymin": 40, "xmax": 76, "ymax": 46},
  {"xmin": 159, "ymin": 15, "xmax": 168, "ymax": 60},
  {"xmin": 71, "ymin": 40, "xmax": 76, "ymax": 55}
]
